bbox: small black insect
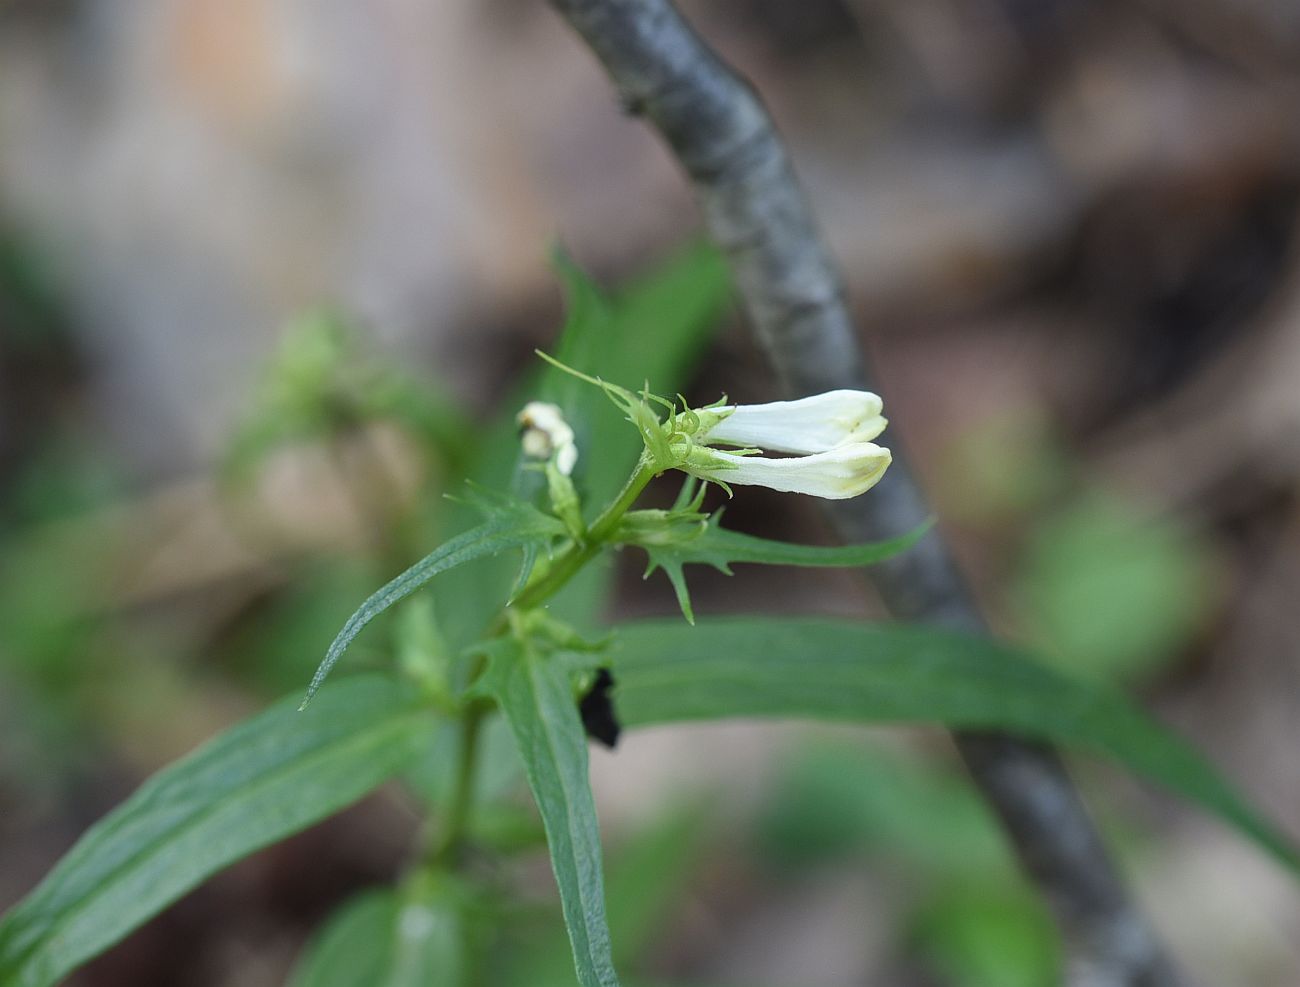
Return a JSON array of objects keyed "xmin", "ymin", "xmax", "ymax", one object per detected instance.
[{"xmin": 579, "ymin": 667, "xmax": 621, "ymax": 748}]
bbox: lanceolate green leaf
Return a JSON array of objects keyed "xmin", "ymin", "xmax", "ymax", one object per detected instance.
[
  {"xmin": 624, "ymin": 516, "xmax": 930, "ymax": 622},
  {"xmin": 677, "ymin": 520, "xmax": 930, "ymax": 569},
  {"xmin": 483, "ymin": 644, "xmax": 619, "ymax": 987},
  {"xmin": 0, "ymin": 676, "xmax": 436, "ymax": 987},
  {"xmin": 610, "ymin": 618, "xmax": 1300, "ymax": 874},
  {"xmin": 304, "ymin": 504, "xmax": 564, "ymax": 704}
]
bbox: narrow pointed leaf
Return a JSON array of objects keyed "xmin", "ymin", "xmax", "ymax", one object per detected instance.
[
  {"xmin": 287, "ymin": 884, "xmax": 467, "ymax": 987},
  {"xmin": 658, "ymin": 562, "xmax": 696, "ymax": 625},
  {"xmin": 629, "ymin": 518, "xmax": 928, "ymax": 622},
  {"xmin": 483, "ymin": 644, "xmax": 619, "ymax": 987},
  {"xmin": 636, "ymin": 517, "xmax": 930, "ymax": 576},
  {"xmin": 610, "ymin": 618, "xmax": 1300, "ymax": 875},
  {"xmin": 304, "ymin": 506, "xmax": 564, "ymax": 704},
  {"xmin": 511, "ymin": 540, "xmax": 543, "ymax": 602},
  {"xmin": 0, "ymin": 676, "xmax": 436, "ymax": 987}
]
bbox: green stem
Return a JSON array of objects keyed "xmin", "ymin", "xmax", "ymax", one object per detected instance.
[
  {"xmin": 430, "ymin": 699, "xmax": 487, "ymax": 866},
  {"xmin": 430, "ymin": 458, "xmax": 654, "ymax": 865},
  {"xmin": 590, "ymin": 455, "xmax": 658, "ymax": 540},
  {"xmin": 511, "ymin": 457, "xmax": 655, "ymax": 611}
]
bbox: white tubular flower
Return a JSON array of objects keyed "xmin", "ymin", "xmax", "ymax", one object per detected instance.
[
  {"xmin": 678, "ymin": 389, "xmax": 891, "ymax": 499},
  {"xmin": 698, "ymin": 390, "xmax": 886, "ymax": 454},
  {"xmin": 517, "ymin": 401, "xmax": 578, "ymax": 476},
  {"xmin": 684, "ymin": 441, "xmax": 892, "ymax": 499},
  {"xmin": 529, "ymin": 353, "xmax": 892, "ymax": 500}
]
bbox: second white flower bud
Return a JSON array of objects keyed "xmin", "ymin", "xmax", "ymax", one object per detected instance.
[{"xmin": 517, "ymin": 401, "xmax": 579, "ymax": 476}]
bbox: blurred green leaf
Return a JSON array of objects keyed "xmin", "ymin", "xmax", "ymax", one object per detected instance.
[
  {"xmin": 758, "ymin": 742, "xmax": 1007, "ymax": 878},
  {"xmin": 0, "ymin": 530, "xmax": 108, "ymax": 694},
  {"xmin": 2, "ymin": 437, "xmax": 125, "ymax": 527},
  {"xmin": 0, "ymin": 675, "xmax": 436, "ymax": 987},
  {"xmin": 223, "ymin": 312, "xmax": 357, "ymax": 484},
  {"xmin": 403, "ymin": 714, "xmax": 522, "ymax": 812},
  {"xmin": 604, "ymin": 802, "xmax": 709, "ymax": 965},
  {"xmin": 911, "ymin": 885, "xmax": 1059, "ymax": 987},
  {"xmin": 483, "ymin": 641, "xmax": 620, "ymax": 987},
  {"xmin": 288, "ymin": 890, "xmax": 396, "ymax": 987},
  {"xmin": 1016, "ymin": 494, "xmax": 1214, "ymax": 683},
  {"xmin": 610, "ymin": 618, "xmax": 1299, "ymax": 875},
  {"xmin": 288, "ymin": 880, "xmax": 470, "ymax": 987},
  {"xmin": 464, "ymin": 802, "xmax": 547, "ymax": 854},
  {"xmin": 940, "ymin": 410, "xmax": 1070, "ymax": 521},
  {"xmin": 0, "ymin": 231, "xmax": 66, "ymax": 349},
  {"xmin": 225, "ymin": 310, "xmax": 471, "ymax": 486}
]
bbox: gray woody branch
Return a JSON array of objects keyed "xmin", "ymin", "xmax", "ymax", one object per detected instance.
[{"xmin": 545, "ymin": 1, "xmax": 1182, "ymax": 984}]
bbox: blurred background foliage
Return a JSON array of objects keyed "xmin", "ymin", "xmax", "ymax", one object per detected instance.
[{"xmin": 2, "ymin": 0, "xmax": 1300, "ymax": 984}]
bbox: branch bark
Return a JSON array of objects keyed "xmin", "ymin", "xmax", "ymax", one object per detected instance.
[{"xmin": 545, "ymin": 1, "xmax": 1183, "ymax": 984}]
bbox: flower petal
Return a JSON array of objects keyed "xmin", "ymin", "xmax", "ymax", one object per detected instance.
[
  {"xmin": 686, "ymin": 442, "xmax": 892, "ymax": 499},
  {"xmin": 701, "ymin": 390, "xmax": 886, "ymax": 454},
  {"xmin": 517, "ymin": 401, "xmax": 578, "ymax": 475}
]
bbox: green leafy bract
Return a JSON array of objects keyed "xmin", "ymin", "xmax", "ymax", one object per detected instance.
[
  {"xmin": 609, "ymin": 618, "xmax": 1300, "ymax": 874},
  {"xmin": 303, "ymin": 497, "xmax": 565, "ymax": 705},
  {"xmin": 0, "ymin": 676, "xmax": 435, "ymax": 987},
  {"xmin": 481, "ymin": 641, "xmax": 619, "ymax": 987},
  {"xmin": 617, "ymin": 511, "xmax": 930, "ymax": 622}
]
